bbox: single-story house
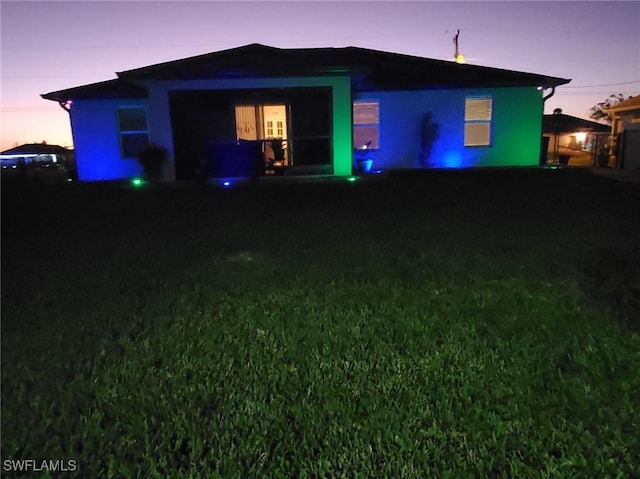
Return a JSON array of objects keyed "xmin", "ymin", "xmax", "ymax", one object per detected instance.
[
  {"xmin": 1, "ymin": 143, "xmax": 74, "ymax": 169},
  {"xmin": 1, "ymin": 143, "xmax": 75, "ymax": 183},
  {"xmin": 542, "ymin": 110, "xmax": 611, "ymax": 166},
  {"xmin": 41, "ymin": 43, "xmax": 570, "ymax": 182},
  {"xmin": 605, "ymin": 95, "xmax": 640, "ymax": 170}
]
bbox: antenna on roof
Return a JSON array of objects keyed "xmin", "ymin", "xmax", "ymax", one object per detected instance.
[{"xmin": 453, "ymin": 29, "xmax": 466, "ymax": 64}]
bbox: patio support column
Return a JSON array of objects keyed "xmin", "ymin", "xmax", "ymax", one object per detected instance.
[{"xmin": 331, "ymin": 77, "xmax": 353, "ymax": 176}]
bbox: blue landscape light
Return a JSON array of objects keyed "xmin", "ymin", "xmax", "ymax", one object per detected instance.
[
  {"xmin": 361, "ymin": 158, "xmax": 374, "ymax": 172},
  {"xmin": 440, "ymin": 150, "xmax": 464, "ymax": 168}
]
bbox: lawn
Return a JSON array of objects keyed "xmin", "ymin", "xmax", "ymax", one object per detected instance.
[{"xmin": 2, "ymin": 168, "xmax": 639, "ymax": 478}]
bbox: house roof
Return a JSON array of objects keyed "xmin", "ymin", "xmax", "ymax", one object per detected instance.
[
  {"xmin": 117, "ymin": 43, "xmax": 571, "ymax": 90},
  {"xmin": 605, "ymin": 94, "xmax": 640, "ymax": 113},
  {"xmin": 41, "ymin": 78, "xmax": 148, "ymax": 103},
  {"xmin": 1, "ymin": 143, "xmax": 73, "ymax": 156},
  {"xmin": 41, "ymin": 44, "xmax": 570, "ymax": 102},
  {"xmin": 543, "ymin": 113, "xmax": 611, "ymax": 134}
]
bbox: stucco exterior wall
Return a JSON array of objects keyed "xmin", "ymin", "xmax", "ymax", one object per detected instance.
[
  {"xmin": 70, "ymin": 82, "xmax": 544, "ymax": 180},
  {"xmin": 354, "ymin": 86, "xmax": 544, "ymax": 169},
  {"xmin": 70, "ymin": 98, "xmax": 146, "ymax": 181},
  {"xmin": 70, "ymin": 76, "xmax": 352, "ymax": 181}
]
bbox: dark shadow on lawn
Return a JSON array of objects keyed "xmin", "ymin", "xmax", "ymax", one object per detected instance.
[{"xmin": 579, "ymin": 245, "xmax": 640, "ymax": 332}]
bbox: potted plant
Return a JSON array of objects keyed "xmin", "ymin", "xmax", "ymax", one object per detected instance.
[{"xmin": 355, "ymin": 140, "xmax": 375, "ymax": 173}]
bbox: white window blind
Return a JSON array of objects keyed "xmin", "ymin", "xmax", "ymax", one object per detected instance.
[
  {"xmin": 354, "ymin": 101, "xmax": 379, "ymax": 124},
  {"xmin": 465, "ymin": 98, "xmax": 492, "ymax": 121},
  {"xmin": 464, "ymin": 97, "xmax": 492, "ymax": 146},
  {"xmin": 464, "ymin": 123, "xmax": 491, "ymax": 146},
  {"xmin": 235, "ymin": 105, "xmax": 257, "ymax": 140},
  {"xmin": 353, "ymin": 100, "xmax": 380, "ymax": 149}
]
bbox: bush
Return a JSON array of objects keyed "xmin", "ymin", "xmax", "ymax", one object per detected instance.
[
  {"xmin": 418, "ymin": 112, "xmax": 439, "ymax": 167},
  {"xmin": 136, "ymin": 144, "xmax": 167, "ymax": 182}
]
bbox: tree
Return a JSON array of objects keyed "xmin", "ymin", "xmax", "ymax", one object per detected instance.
[{"xmin": 589, "ymin": 93, "xmax": 632, "ymax": 124}]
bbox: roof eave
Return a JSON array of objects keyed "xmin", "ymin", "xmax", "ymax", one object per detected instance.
[
  {"xmin": 605, "ymin": 105, "xmax": 640, "ymax": 114},
  {"xmin": 41, "ymin": 79, "xmax": 148, "ymax": 103}
]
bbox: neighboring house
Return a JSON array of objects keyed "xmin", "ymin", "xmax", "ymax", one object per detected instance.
[
  {"xmin": 542, "ymin": 110, "xmax": 611, "ymax": 167},
  {"xmin": 606, "ymin": 95, "xmax": 640, "ymax": 170},
  {"xmin": 41, "ymin": 43, "xmax": 570, "ymax": 182},
  {"xmin": 1, "ymin": 143, "xmax": 74, "ymax": 169}
]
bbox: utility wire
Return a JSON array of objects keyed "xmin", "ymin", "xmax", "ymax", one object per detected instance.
[
  {"xmin": 1, "ymin": 108, "xmax": 62, "ymax": 112},
  {"xmin": 555, "ymin": 91, "xmax": 638, "ymax": 96},
  {"xmin": 564, "ymin": 80, "xmax": 640, "ymax": 89}
]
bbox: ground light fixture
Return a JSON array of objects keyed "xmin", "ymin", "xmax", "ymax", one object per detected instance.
[
  {"xmin": 346, "ymin": 176, "xmax": 359, "ymax": 183},
  {"xmin": 215, "ymin": 178, "xmax": 247, "ymax": 188},
  {"xmin": 130, "ymin": 177, "xmax": 146, "ymax": 188}
]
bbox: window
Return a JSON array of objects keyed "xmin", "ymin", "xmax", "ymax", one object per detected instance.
[
  {"xmin": 235, "ymin": 105, "xmax": 258, "ymax": 140},
  {"xmin": 118, "ymin": 107, "xmax": 149, "ymax": 158},
  {"xmin": 353, "ymin": 100, "xmax": 379, "ymax": 149},
  {"xmin": 464, "ymin": 97, "xmax": 492, "ymax": 146}
]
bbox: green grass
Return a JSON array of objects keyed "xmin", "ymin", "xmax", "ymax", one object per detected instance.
[{"xmin": 2, "ymin": 169, "xmax": 639, "ymax": 477}]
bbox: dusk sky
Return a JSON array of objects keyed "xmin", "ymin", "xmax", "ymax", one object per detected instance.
[{"xmin": 1, "ymin": 0, "xmax": 639, "ymax": 151}]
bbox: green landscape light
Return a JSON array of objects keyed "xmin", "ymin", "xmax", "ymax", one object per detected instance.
[
  {"xmin": 131, "ymin": 177, "xmax": 146, "ymax": 188},
  {"xmin": 347, "ymin": 176, "xmax": 358, "ymax": 182}
]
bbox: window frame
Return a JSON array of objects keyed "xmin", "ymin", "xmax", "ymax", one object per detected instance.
[
  {"xmin": 464, "ymin": 96, "xmax": 493, "ymax": 147},
  {"xmin": 117, "ymin": 107, "xmax": 150, "ymax": 159},
  {"xmin": 353, "ymin": 100, "xmax": 380, "ymax": 150}
]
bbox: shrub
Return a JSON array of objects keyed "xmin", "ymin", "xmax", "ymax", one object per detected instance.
[
  {"xmin": 136, "ymin": 144, "xmax": 167, "ymax": 182},
  {"xmin": 418, "ymin": 112, "xmax": 439, "ymax": 167}
]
